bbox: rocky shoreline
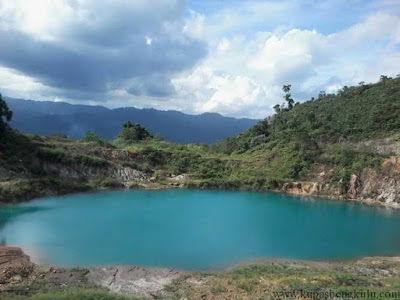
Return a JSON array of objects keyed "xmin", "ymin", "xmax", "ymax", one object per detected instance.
[
  {"xmin": 2, "ymin": 136, "xmax": 400, "ymax": 209},
  {"xmin": 0, "ymin": 246, "xmax": 183, "ymax": 299},
  {"xmin": 2, "ymin": 246, "xmax": 400, "ymax": 299},
  {"xmin": 2, "ymin": 181, "xmax": 400, "ymax": 211}
]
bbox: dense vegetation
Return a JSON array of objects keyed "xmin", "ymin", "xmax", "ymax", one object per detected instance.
[
  {"xmin": 217, "ymin": 76, "xmax": 400, "ymax": 154},
  {"xmin": 0, "ymin": 77, "xmax": 399, "ymax": 202},
  {"xmin": 115, "ymin": 121, "xmax": 153, "ymax": 144},
  {"xmin": 211, "ymin": 77, "xmax": 400, "ymax": 186}
]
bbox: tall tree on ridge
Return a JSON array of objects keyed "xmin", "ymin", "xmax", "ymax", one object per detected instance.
[
  {"xmin": 0, "ymin": 93, "xmax": 13, "ymax": 135},
  {"xmin": 283, "ymin": 84, "xmax": 294, "ymax": 110}
]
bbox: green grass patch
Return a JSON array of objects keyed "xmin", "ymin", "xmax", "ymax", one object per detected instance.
[{"xmin": 0, "ymin": 289, "xmax": 142, "ymax": 300}]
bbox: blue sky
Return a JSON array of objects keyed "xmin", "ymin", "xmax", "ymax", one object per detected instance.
[
  {"xmin": 0, "ymin": 0, "xmax": 399, "ymax": 118},
  {"xmin": 189, "ymin": 0, "xmax": 366, "ymax": 34}
]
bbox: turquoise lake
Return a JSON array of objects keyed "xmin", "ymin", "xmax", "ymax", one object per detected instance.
[{"xmin": 1, "ymin": 189, "xmax": 400, "ymax": 270}]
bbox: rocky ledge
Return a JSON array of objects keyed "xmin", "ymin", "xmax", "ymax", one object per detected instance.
[
  {"xmin": 0, "ymin": 246, "xmax": 182, "ymax": 298},
  {"xmin": 0, "ymin": 246, "xmax": 33, "ymax": 284},
  {"xmin": 281, "ymin": 156, "xmax": 400, "ymax": 208}
]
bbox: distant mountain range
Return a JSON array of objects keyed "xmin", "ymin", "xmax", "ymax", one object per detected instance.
[{"xmin": 5, "ymin": 97, "xmax": 258, "ymax": 143}]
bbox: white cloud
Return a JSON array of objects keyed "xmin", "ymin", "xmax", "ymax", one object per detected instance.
[
  {"xmin": 183, "ymin": 10, "xmax": 205, "ymax": 39},
  {"xmin": 165, "ymin": 11, "xmax": 400, "ymax": 118},
  {"xmin": 145, "ymin": 36, "xmax": 153, "ymax": 45},
  {"xmin": 0, "ymin": 0, "xmax": 72, "ymax": 41},
  {"xmin": 125, "ymin": 9, "xmax": 400, "ymax": 119},
  {"xmin": 217, "ymin": 39, "xmax": 230, "ymax": 52},
  {"xmin": 199, "ymin": 75, "xmax": 269, "ymax": 118},
  {"xmin": 0, "ymin": 67, "xmax": 55, "ymax": 99},
  {"xmin": 172, "ymin": 67, "xmax": 271, "ymax": 118},
  {"xmin": 247, "ymin": 29, "xmax": 322, "ymax": 84}
]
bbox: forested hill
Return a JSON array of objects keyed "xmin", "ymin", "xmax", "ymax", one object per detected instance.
[
  {"xmin": 1, "ymin": 77, "xmax": 400, "ymax": 206},
  {"xmin": 5, "ymin": 97, "xmax": 257, "ymax": 143},
  {"xmin": 216, "ymin": 76, "xmax": 400, "ymax": 154}
]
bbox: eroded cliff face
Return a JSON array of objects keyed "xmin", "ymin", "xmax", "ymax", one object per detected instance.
[
  {"xmin": 40, "ymin": 162, "xmax": 148, "ymax": 182},
  {"xmin": 356, "ymin": 157, "xmax": 400, "ymax": 206},
  {"xmin": 281, "ymin": 181, "xmax": 341, "ymax": 199},
  {"xmin": 282, "ymin": 156, "xmax": 400, "ymax": 207},
  {"xmin": 92, "ymin": 149, "xmax": 139, "ymax": 161}
]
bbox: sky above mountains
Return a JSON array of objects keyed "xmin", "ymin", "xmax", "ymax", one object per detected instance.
[{"xmin": 0, "ymin": 0, "xmax": 399, "ymax": 118}]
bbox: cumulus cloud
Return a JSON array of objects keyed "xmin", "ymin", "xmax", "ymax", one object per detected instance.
[
  {"xmin": 1, "ymin": 0, "xmax": 400, "ymax": 119},
  {"xmin": 0, "ymin": 0, "xmax": 206, "ymax": 99},
  {"xmin": 168, "ymin": 11, "xmax": 400, "ymax": 118},
  {"xmin": 171, "ymin": 67, "xmax": 273, "ymax": 118},
  {"xmin": 247, "ymin": 29, "xmax": 323, "ymax": 84}
]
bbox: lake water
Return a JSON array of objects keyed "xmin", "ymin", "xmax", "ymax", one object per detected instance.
[{"xmin": 1, "ymin": 189, "xmax": 400, "ymax": 270}]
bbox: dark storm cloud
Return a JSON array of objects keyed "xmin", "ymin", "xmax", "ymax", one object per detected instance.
[
  {"xmin": 0, "ymin": 0, "xmax": 207, "ymax": 99},
  {"xmin": 127, "ymin": 74, "xmax": 176, "ymax": 98}
]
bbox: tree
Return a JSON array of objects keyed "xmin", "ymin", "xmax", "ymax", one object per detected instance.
[
  {"xmin": 282, "ymin": 84, "xmax": 291, "ymax": 94},
  {"xmin": 82, "ymin": 131, "xmax": 112, "ymax": 147},
  {"xmin": 83, "ymin": 131, "xmax": 104, "ymax": 143},
  {"xmin": 318, "ymin": 91, "xmax": 326, "ymax": 99},
  {"xmin": 282, "ymin": 84, "xmax": 294, "ymax": 110},
  {"xmin": 273, "ymin": 104, "xmax": 281, "ymax": 114},
  {"xmin": 0, "ymin": 93, "xmax": 13, "ymax": 135},
  {"xmin": 250, "ymin": 120, "xmax": 269, "ymax": 136},
  {"xmin": 118, "ymin": 121, "xmax": 152, "ymax": 143},
  {"xmin": 380, "ymin": 75, "xmax": 391, "ymax": 84},
  {"xmin": 123, "ymin": 121, "xmax": 134, "ymax": 128}
]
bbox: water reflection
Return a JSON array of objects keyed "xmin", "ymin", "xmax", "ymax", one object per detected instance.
[
  {"xmin": 297, "ymin": 195, "xmax": 398, "ymax": 218},
  {"xmin": 0, "ymin": 206, "xmax": 48, "ymax": 245}
]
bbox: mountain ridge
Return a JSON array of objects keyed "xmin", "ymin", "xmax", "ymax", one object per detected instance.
[{"xmin": 5, "ymin": 97, "xmax": 258, "ymax": 143}]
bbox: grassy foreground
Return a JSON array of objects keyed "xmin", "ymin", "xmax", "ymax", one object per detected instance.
[
  {"xmin": 1, "ymin": 257, "xmax": 400, "ymax": 300},
  {"xmin": 0, "ymin": 290, "xmax": 138, "ymax": 300}
]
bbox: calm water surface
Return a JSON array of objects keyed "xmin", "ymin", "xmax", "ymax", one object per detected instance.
[{"xmin": 1, "ymin": 189, "xmax": 400, "ymax": 270}]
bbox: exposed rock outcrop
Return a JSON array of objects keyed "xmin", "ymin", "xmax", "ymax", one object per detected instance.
[
  {"xmin": 357, "ymin": 168, "xmax": 400, "ymax": 207},
  {"xmin": 41, "ymin": 162, "xmax": 148, "ymax": 182},
  {"xmin": 0, "ymin": 246, "xmax": 33, "ymax": 284},
  {"xmin": 0, "ymin": 246, "xmax": 182, "ymax": 298},
  {"xmin": 348, "ymin": 174, "xmax": 359, "ymax": 197},
  {"xmin": 281, "ymin": 181, "xmax": 341, "ymax": 198},
  {"xmin": 93, "ymin": 149, "xmax": 138, "ymax": 161},
  {"xmin": 87, "ymin": 266, "xmax": 183, "ymax": 298},
  {"xmin": 283, "ymin": 156, "xmax": 400, "ymax": 208}
]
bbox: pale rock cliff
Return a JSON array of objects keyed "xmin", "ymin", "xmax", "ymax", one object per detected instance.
[
  {"xmin": 41, "ymin": 162, "xmax": 148, "ymax": 182},
  {"xmin": 282, "ymin": 156, "xmax": 400, "ymax": 207}
]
